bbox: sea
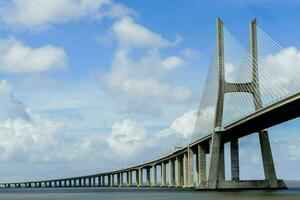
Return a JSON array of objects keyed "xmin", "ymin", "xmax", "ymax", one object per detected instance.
[{"xmin": 0, "ymin": 181, "xmax": 299, "ymax": 200}]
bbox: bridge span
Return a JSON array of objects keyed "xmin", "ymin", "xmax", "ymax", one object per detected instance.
[{"xmin": 1, "ymin": 18, "xmax": 299, "ymax": 190}]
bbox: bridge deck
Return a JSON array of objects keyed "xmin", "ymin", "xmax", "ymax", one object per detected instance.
[{"xmin": 223, "ymin": 92, "xmax": 300, "ymax": 142}]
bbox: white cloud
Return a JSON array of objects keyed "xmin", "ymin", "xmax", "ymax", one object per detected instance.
[
  {"xmin": 102, "ymin": 49, "xmax": 192, "ymax": 103},
  {"xmin": 158, "ymin": 107, "xmax": 214, "ymax": 140},
  {"xmin": 103, "ymin": 3, "xmax": 136, "ymax": 19},
  {"xmin": 161, "ymin": 56, "xmax": 185, "ymax": 70},
  {"xmin": 77, "ymin": 112, "xmax": 196, "ymax": 165},
  {"xmin": 0, "ymin": 0, "xmax": 132, "ymax": 30},
  {"xmin": 100, "ymin": 16, "xmax": 192, "ymax": 105},
  {"xmin": 112, "ymin": 17, "xmax": 172, "ymax": 48},
  {"xmin": 169, "ymin": 110, "xmax": 197, "ymax": 139},
  {"xmin": 0, "ymin": 79, "xmax": 66, "ymax": 162},
  {"xmin": 105, "ymin": 119, "xmax": 152, "ymax": 157},
  {"xmin": 0, "ymin": 80, "xmax": 202, "ymax": 177},
  {"xmin": 0, "ymin": 117, "xmax": 64, "ymax": 162},
  {"xmin": 0, "ymin": 80, "xmax": 30, "ymax": 120},
  {"xmin": 262, "ymin": 47, "xmax": 300, "ymax": 86},
  {"xmin": 193, "ymin": 106, "xmax": 215, "ymax": 136},
  {"xmin": 287, "ymin": 145, "xmax": 300, "ymax": 161},
  {"xmin": 181, "ymin": 47, "xmax": 201, "ymax": 60},
  {"xmin": 0, "ymin": 37, "xmax": 67, "ymax": 73},
  {"xmin": 224, "ymin": 63, "xmax": 236, "ymax": 82}
]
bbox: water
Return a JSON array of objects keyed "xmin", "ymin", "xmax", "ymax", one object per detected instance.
[{"xmin": 0, "ymin": 187, "xmax": 299, "ymax": 200}]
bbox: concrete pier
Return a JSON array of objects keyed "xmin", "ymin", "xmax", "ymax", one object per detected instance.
[
  {"xmin": 188, "ymin": 148, "xmax": 194, "ymax": 187},
  {"xmin": 127, "ymin": 171, "xmax": 132, "ymax": 186},
  {"xmin": 152, "ymin": 165, "xmax": 157, "ymax": 186},
  {"xmin": 138, "ymin": 168, "xmax": 143, "ymax": 187},
  {"xmin": 161, "ymin": 162, "xmax": 166, "ymax": 187},
  {"xmin": 183, "ymin": 153, "xmax": 188, "ymax": 187},
  {"xmin": 231, "ymin": 139, "xmax": 239, "ymax": 181},
  {"xmin": 169, "ymin": 159, "xmax": 175, "ymax": 187},
  {"xmin": 119, "ymin": 173, "xmax": 123, "ymax": 187},
  {"xmin": 146, "ymin": 168, "xmax": 151, "ymax": 186},
  {"xmin": 198, "ymin": 144, "xmax": 206, "ymax": 184},
  {"xmin": 176, "ymin": 156, "xmax": 182, "ymax": 187}
]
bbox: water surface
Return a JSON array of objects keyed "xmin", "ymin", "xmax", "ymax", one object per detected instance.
[{"xmin": 0, "ymin": 183, "xmax": 299, "ymax": 200}]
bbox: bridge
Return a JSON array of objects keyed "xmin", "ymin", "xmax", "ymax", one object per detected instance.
[{"xmin": 1, "ymin": 18, "xmax": 300, "ymax": 190}]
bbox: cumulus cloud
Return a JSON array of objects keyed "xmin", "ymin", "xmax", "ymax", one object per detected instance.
[
  {"xmin": 0, "ymin": 0, "xmax": 133, "ymax": 30},
  {"xmin": 102, "ymin": 49, "xmax": 192, "ymax": 103},
  {"xmin": 0, "ymin": 79, "xmax": 66, "ymax": 162},
  {"xmin": 0, "ymin": 81, "xmax": 205, "ymax": 179},
  {"xmin": 158, "ymin": 107, "xmax": 215, "ymax": 140},
  {"xmin": 0, "ymin": 117, "xmax": 65, "ymax": 162},
  {"xmin": 181, "ymin": 47, "xmax": 201, "ymax": 61},
  {"xmin": 0, "ymin": 79, "xmax": 184, "ymax": 163},
  {"xmin": 161, "ymin": 56, "xmax": 185, "ymax": 70},
  {"xmin": 112, "ymin": 17, "xmax": 172, "ymax": 48},
  {"xmin": 193, "ymin": 106, "xmax": 215, "ymax": 136},
  {"xmin": 287, "ymin": 145, "xmax": 300, "ymax": 161},
  {"xmin": 0, "ymin": 37, "xmax": 67, "ymax": 73},
  {"xmin": 262, "ymin": 47, "xmax": 300, "ymax": 87},
  {"xmin": 101, "ymin": 17, "xmax": 192, "ymax": 104},
  {"xmin": 83, "ymin": 109, "xmax": 202, "ymax": 161},
  {"xmin": 105, "ymin": 119, "xmax": 152, "ymax": 157},
  {"xmin": 168, "ymin": 110, "xmax": 197, "ymax": 139},
  {"xmin": 0, "ymin": 80, "xmax": 30, "ymax": 120}
]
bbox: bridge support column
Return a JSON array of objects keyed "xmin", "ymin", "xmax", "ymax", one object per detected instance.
[
  {"xmin": 127, "ymin": 171, "xmax": 132, "ymax": 186},
  {"xmin": 138, "ymin": 168, "xmax": 143, "ymax": 187},
  {"xmin": 117, "ymin": 174, "xmax": 120, "ymax": 186},
  {"xmin": 135, "ymin": 170, "xmax": 138, "ymax": 186},
  {"xmin": 183, "ymin": 152, "xmax": 189, "ymax": 187},
  {"xmin": 89, "ymin": 177, "xmax": 92, "ymax": 187},
  {"xmin": 197, "ymin": 144, "xmax": 207, "ymax": 185},
  {"xmin": 152, "ymin": 165, "xmax": 157, "ymax": 186},
  {"xmin": 110, "ymin": 174, "xmax": 113, "ymax": 187},
  {"xmin": 188, "ymin": 148, "xmax": 194, "ymax": 187},
  {"xmin": 161, "ymin": 162, "xmax": 166, "ymax": 187},
  {"xmin": 102, "ymin": 176, "xmax": 106, "ymax": 186},
  {"xmin": 218, "ymin": 143, "xmax": 225, "ymax": 181},
  {"xmin": 169, "ymin": 159, "xmax": 175, "ymax": 187},
  {"xmin": 146, "ymin": 168, "xmax": 151, "ymax": 186},
  {"xmin": 207, "ymin": 131, "xmax": 223, "ymax": 189},
  {"xmin": 93, "ymin": 177, "xmax": 96, "ymax": 187},
  {"xmin": 259, "ymin": 130, "xmax": 278, "ymax": 187},
  {"xmin": 231, "ymin": 139, "xmax": 239, "ymax": 181},
  {"xmin": 176, "ymin": 156, "xmax": 183, "ymax": 187},
  {"xmin": 119, "ymin": 173, "xmax": 123, "ymax": 187}
]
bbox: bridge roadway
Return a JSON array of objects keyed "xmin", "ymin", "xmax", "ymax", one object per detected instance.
[{"xmin": 1, "ymin": 92, "xmax": 299, "ymax": 189}]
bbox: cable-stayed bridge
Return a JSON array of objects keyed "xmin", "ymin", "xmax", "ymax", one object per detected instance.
[{"xmin": 2, "ymin": 18, "xmax": 300, "ymax": 190}]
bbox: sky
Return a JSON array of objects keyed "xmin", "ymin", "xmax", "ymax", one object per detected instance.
[{"xmin": 0, "ymin": 0, "xmax": 300, "ymax": 182}]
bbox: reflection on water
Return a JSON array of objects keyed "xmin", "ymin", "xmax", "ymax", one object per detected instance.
[{"xmin": 0, "ymin": 182, "xmax": 299, "ymax": 200}]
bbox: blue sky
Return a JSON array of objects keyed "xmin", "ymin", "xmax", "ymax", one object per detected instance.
[{"xmin": 0, "ymin": 0, "xmax": 299, "ymax": 182}]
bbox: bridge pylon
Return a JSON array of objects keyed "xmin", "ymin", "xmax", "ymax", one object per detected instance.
[{"xmin": 199, "ymin": 18, "xmax": 287, "ymax": 190}]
